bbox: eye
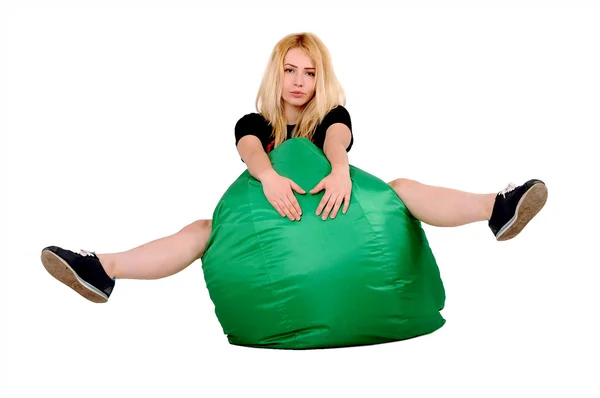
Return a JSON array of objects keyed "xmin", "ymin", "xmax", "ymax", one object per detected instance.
[
  {"xmin": 284, "ymin": 68, "xmax": 294, "ymax": 73},
  {"xmin": 306, "ymin": 71, "xmax": 315, "ymax": 77}
]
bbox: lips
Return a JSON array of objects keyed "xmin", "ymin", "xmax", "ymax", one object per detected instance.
[{"xmin": 290, "ymin": 91, "xmax": 304, "ymax": 95}]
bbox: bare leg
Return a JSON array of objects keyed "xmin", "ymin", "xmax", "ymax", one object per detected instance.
[
  {"xmin": 388, "ymin": 178, "xmax": 496, "ymax": 227},
  {"xmin": 96, "ymin": 219, "xmax": 212, "ymax": 280}
]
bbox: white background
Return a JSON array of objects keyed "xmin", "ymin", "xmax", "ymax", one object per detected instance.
[{"xmin": 2, "ymin": 1, "xmax": 599, "ymax": 397}]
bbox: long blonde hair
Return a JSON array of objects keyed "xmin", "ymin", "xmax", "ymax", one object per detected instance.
[{"xmin": 255, "ymin": 32, "xmax": 346, "ymax": 148}]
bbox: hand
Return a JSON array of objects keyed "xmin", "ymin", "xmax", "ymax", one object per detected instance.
[
  {"xmin": 310, "ymin": 170, "xmax": 352, "ymax": 220},
  {"xmin": 261, "ymin": 171, "xmax": 305, "ymax": 221}
]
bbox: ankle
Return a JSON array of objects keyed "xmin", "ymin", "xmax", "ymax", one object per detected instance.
[
  {"xmin": 97, "ymin": 254, "xmax": 117, "ymax": 279},
  {"xmin": 483, "ymin": 193, "xmax": 498, "ymax": 220}
]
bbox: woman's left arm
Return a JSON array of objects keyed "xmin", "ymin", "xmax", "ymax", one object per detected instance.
[
  {"xmin": 323, "ymin": 123, "xmax": 352, "ymax": 175},
  {"xmin": 309, "ymin": 123, "xmax": 353, "ymax": 220}
]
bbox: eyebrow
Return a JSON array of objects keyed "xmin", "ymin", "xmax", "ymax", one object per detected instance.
[{"xmin": 285, "ymin": 63, "xmax": 315, "ymax": 70}]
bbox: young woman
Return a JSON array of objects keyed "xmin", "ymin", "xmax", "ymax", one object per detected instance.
[{"xmin": 40, "ymin": 32, "xmax": 548, "ymax": 304}]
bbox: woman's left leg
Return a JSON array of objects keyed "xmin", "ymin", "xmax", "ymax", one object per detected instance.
[
  {"xmin": 387, "ymin": 178, "xmax": 548, "ymax": 240},
  {"xmin": 387, "ymin": 178, "xmax": 495, "ymax": 227}
]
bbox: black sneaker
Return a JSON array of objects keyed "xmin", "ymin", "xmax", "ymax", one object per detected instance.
[
  {"xmin": 41, "ymin": 246, "xmax": 115, "ymax": 303},
  {"xmin": 489, "ymin": 179, "xmax": 548, "ymax": 241}
]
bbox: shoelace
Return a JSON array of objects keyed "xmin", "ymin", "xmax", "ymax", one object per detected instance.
[
  {"xmin": 499, "ymin": 182, "xmax": 517, "ymax": 198},
  {"xmin": 78, "ymin": 249, "xmax": 96, "ymax": 257}
]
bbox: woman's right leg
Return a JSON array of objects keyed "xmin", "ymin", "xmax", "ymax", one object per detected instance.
[
  {"xmin": 98, "ymin": 219, "xmax": 212, "ymax": 280},
  {"xmin": 41, "ymin": 219, "xmax": 212, "ymax": 303}
]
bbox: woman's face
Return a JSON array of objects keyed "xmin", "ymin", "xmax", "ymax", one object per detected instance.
[{"xmin": 281, "ymin": 47, "xmax": 316, "ymax": 108}]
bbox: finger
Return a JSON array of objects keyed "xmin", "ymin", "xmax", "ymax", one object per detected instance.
[
  {"xmin": 330, "ymin": 195, "xmax": 345, "ymax": 219},
  {"xmin": 316, "ymin": 191, "xmax": 332, "ymax": 215},
  {"xmin": 290, "ymin": 181, "xmax": 306, "ymax": 194},
  {"xmin": 277, "ymin": 199, "xmax": 295, "ymax": 221},
  {"xmin": 342, "ymin": 193, "xmax": 351, "ymax": 214},
  {"xmin": 309, "ymin": 180, "xmax": 324, "ymax": 194},
  {"xmin": 282, "ymin": 197, "xmax": 301, "ymax": 220},
  {"xmin": 270, "ymin": 200, "xmax": 285, "ymax": 218},
  {"xmin": 287, "ymin": 193, "xmax": 302, "ymax": 218},
  {"xmin": 278, "ymin": 199, "xmax": 294, "ymax": 221},
  {"xmin": 321, "ymin": 194, "xmax": 338, "ymax": 220}
]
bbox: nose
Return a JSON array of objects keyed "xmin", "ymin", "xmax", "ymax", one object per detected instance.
[{"xmin": 294, "ymin": 73, "xmax": 304, "ymax": 87}]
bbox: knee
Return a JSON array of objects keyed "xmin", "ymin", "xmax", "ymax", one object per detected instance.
[
  {"xmin": 195, "ymin": 219, "xmax": 212, "ymax": 232},
  {"xmin": 181, "ymin": 219, "xmax": 212, "ymax": 234},
  {"xmin": 389, "ymin": 178, "xmax": 411, "ymax": 192},
  {"xmin": 199, "ymin": 219, "xmax": 213, "ymax": 231}
]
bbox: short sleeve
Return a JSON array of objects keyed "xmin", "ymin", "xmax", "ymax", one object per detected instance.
[
  {"xmin": 234, "ymin": 113, "xmax": 272, "ymax": 148},
  {"xmin": 234, "ymin": 113, "xmax": 274, "ymax": 163},
  {"xmin": 311, "ymin": 105, "xmax": 354, "ymax": 152}
]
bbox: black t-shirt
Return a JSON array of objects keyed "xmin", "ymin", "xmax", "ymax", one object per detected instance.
[{"xmin": 234, "ymin": 105, "xmax": 353, "ymax": 156}]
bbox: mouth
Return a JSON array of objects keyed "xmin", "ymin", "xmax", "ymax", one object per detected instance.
[{"xmin": 290, "ymin": 91, "xmax": 305, "ymax": 96}]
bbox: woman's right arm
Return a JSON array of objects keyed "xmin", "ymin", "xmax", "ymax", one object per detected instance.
[
  {"xmin": 236, "ymin": 136, "xmax": 304, "ymax": 221},
  {"xmin": 236, "ymin": 135, "xmax": 277, "ymax": 182}
]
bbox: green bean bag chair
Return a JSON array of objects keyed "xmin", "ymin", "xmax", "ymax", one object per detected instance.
[{"xmin": 201, "ymin": 138, "xmax": 446, "ymax": 349}]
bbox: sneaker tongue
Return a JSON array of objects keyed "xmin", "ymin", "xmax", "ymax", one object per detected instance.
[{"xmin": 499, "ymin": 183, "xmax": 517, "ymax": 197}]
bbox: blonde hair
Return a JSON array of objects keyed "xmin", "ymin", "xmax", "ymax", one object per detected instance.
[{"xmin": 255, "ymin": 32, "xmax": 346, "ymax": 148}]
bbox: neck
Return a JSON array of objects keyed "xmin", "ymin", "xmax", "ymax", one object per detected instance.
[{"xmin": 283, "ymin": 102, "xmax": 301, "ymax": 125}]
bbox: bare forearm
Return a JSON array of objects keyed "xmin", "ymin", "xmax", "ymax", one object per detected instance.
[
  {"xmin": 324, "ymin": 141, "xmax": 350, "ymax": 175},
  {"xmin": 244, "ymin": 149, "xmax": 277, "ymax": 181}
]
